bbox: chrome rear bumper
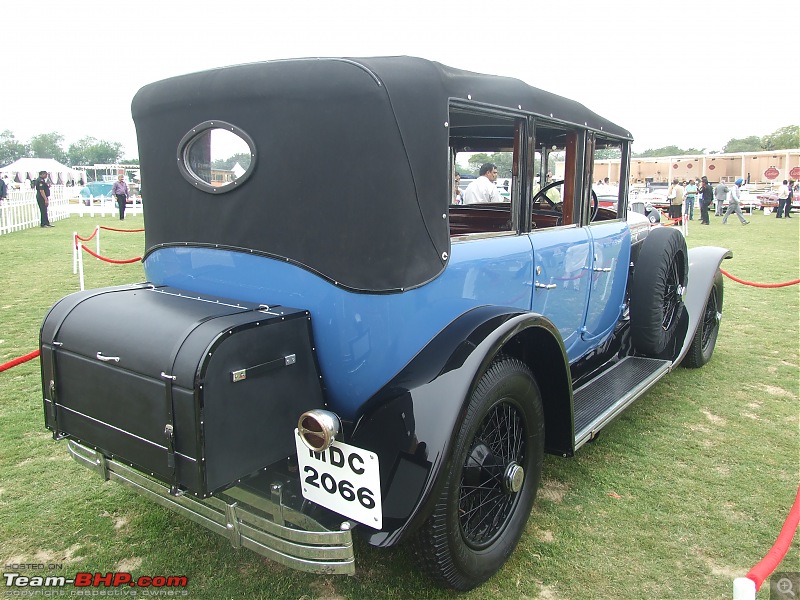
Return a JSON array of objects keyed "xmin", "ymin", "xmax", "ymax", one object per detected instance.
[{"xmin": 67, "ymin": 440, "xmax": 355, "ymax": 575}]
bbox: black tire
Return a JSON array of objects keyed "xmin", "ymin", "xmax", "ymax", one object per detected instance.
[
  {"xmin": 630, "ymin": 226, "xmax": 688, "ymax": 356},
  {"xmin": 410, "ymin": 356, "xmax": 544, "ymax": 590},
  {"xmin": 682, "ymin": 269, "xmax": 723, "ymax": 368}
]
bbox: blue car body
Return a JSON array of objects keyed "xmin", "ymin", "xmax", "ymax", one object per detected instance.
[{"xmin": 79, "ymin": 181, "xmax": 114, "ymax": 198}]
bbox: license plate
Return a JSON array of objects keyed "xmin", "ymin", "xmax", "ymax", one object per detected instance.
[{"xmin": 294, "ymin": 429, "xmax": 382, "ymax": 529}]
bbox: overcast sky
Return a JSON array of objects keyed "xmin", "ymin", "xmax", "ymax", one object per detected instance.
[{"xmin": 5, "ymin": 0, "xmax": 798, "ymax": 159}]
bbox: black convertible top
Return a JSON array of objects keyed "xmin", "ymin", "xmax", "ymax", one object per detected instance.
[{"xmin": 133, "ymin": 56, "xmax": 631, "ymax": 292}]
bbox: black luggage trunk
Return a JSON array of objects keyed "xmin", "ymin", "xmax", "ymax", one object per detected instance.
[{"xmin": 40, "ymin": 284, "xmax": 325, "ymax": 497}]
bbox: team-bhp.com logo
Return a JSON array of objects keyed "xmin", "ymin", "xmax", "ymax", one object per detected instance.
[{"xmin": 4, "ymin": 570, "xmax": 188, "ymax": 595}]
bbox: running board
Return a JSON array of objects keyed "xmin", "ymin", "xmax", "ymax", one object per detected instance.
[{"xmin": 573, "ymin": 357, "xmax": 671, "ymax": 450}]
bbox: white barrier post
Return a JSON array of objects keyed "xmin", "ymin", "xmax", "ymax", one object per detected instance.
[
  {"xmin": 682, "ymin": 204, "xmax": 689, "ymax": 237},
  {"xmin": 95, "ymin": 225, "xmax": 100, "ymax": 257},
  {"xmin": 77, "ymin": 242, "xmax": 85, "ymax": 291},
  {"xmin": 72, "ymin": 232, "xmax": 78, "ymax": 274},
  {"xmin": 732, "ymin": 577, "xmax": 755, "ymax": 600}
]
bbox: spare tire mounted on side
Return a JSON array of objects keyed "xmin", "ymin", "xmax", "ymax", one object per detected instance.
[{"xmin": 630, "ymin": 227, "xmax": 688, "ymax": 357}]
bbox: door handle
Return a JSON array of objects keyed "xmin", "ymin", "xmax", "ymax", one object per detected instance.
[
  {"xmin": 96, "ymin": 352, "xmax": 120, "ymax": 363},
  {"xmin": 534, "ymin": 282, "xmax": 557, "ymax": 289}
]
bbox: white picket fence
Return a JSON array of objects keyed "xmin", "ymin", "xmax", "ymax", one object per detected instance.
[{"xmin": 0, "ymin": 185, "xmax": 143, "ymax": 235}]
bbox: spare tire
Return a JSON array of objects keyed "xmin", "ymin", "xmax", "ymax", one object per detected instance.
[{"xmin": 630, "ymin": 227, "xmax": 688, "ymax": 356}]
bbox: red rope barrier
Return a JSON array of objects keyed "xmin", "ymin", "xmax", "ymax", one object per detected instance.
[
  {"xmin": 746, "ymin": 485, "xmax": 800, "ymax": 590},
  {"xmin": 0, "ymin": 349, "xmax": 40, "ymax": 373},
  {"xmin": 99, "ymin": 226, "xmax": 144, "ymax": 233},
  {"xmin": 80, "ymin": 244, "xmax": 142, "ymax": 264},
  {"xmin": 720, "ymin": 269, "xmax": 800, "ymax": 288},
  {"xmin": 660, "ymin": 212, "xmax": 685, "ymax": 225},
  {"xmin": 75, "ymin": 229, "xmax": 98, "ymax": 242}
]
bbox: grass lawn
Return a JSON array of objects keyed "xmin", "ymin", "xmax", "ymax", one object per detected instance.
[{"xmin": 0, "ymin": 211, "xmax": 797, "ymax": 599}]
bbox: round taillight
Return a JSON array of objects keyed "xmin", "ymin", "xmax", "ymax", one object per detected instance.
[{"xmin": 297, "ymin": 410, "xmax": 341, "ymax": 452}]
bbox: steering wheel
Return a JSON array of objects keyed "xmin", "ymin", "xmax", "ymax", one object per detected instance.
[
  {"xmin": 533, "ymin": 180, "xmax": 600, "ymax": 221},
  {"xmin": 532, "ymin": 179, "xmax": 563, "ymax": 210}
]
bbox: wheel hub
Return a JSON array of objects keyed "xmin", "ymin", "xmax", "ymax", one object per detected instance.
[
  {"xmin": 503, "ymin": 462, "xmax": 525, "ymax": 493},
  {"xmin": 464, "ymin": 442, "xmax": 524, "ymax": 495}
]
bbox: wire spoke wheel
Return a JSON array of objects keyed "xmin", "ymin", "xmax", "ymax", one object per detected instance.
[
  {"xmin": 661, "ymin": 256, "xmax": 682, "ymax": 331},
  {"xmin": 410, "ymin": 356, "xmax": 544, "ymax": 591},
  {"xmin": 700, "ymin": 287, "xmax": 719, "ymax": 348},
  {"xmin": 459, "ymin": 400, "xmax": 525, "ymax": 549},
  {"xmin": 683, "ymin": 269, "xmax": 724, "ymax": 369}
]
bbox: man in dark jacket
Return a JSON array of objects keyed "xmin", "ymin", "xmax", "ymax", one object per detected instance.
[
  {"xmin": 35, "ymin": 170, "xmax": 53, "ymax": 227},
  {"xmin": 698, "ymin": 176, "xmax": 713, "ymax": 225}
]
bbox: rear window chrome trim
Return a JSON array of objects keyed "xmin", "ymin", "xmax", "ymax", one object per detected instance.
[{"xmin": 177, "ymin": 120, "xmax": 256, "ymax": 194}]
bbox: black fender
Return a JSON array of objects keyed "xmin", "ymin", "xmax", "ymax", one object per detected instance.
[
  {"xmin": 673, "ymin": 246, "xmax": 733, "ymax": 365},
  {"xmin": 350, "ymin": 305, "xmax": 572, "ymax": 547}
]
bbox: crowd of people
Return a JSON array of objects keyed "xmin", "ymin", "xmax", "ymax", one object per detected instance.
[
  {"xmin": 667, "ymin": 176, "xmax": 797, "ymax": 225},
  {"xmin": 454, "ymin": 164, "xmax": 798, "ymax": 222}
]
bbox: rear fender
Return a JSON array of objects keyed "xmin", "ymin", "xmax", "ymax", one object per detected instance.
[
  {"xmin": 350, "ymin": 305, "xmax": 572, "ymax": 547},
  {"xmin": 674, "ymin": 246, "xmax": 733, "ymax": 365}
]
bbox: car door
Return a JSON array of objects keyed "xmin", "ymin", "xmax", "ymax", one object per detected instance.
[
  {"xmin": 528, "ymin": 227, "xmax": 592, "ymax": 360},
  {"xmin": 575, "ymin": 220, "xmax": 630, "ymax": 357}
]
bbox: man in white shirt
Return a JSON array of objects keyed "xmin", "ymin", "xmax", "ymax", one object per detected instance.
[
  {"xmin": 463, "ymin": 163, "xmax": 501, "ymax": 204},
  {"xmin": 722, "ymin": 178, "xmax": 749, "ymax": 225}
]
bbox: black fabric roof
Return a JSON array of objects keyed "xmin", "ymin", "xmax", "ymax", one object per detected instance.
[{"xmin": 132, "ymin": 56, "xmax": 631, "ymax": 292}]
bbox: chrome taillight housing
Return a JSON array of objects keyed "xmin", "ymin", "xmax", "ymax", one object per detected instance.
[{"xmin": 297, "ymin": 409, "xmax": 341, "ymax": 452}]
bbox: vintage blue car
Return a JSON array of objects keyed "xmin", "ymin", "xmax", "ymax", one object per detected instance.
[
  {"xmin": 40, "ymin": 57, "xmax": 730, "ymax": 590},
  {"xmin": 78, "ymin": 181, "xmax": 114, "ymax": 205}
]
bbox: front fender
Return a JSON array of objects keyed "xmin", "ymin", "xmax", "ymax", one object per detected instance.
[
  {"xmin": 674, "ymin": 246, "xmax": 733, "ymax": 365},
  {"xmin": 350, "ymin": 305, "xmax": 567, "ymax": 547}
]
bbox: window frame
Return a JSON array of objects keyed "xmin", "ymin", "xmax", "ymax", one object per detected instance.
[{"xmin": 176, "ymin": 120, "xmax": 257, "ymax": 194}]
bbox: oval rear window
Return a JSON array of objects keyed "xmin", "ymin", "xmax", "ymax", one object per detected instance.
[{"xmin": 177, "ymin": 121, "xmax": 255, "ymax": 193}]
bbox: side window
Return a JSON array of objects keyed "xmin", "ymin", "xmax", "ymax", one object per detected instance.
[
  {"xmin": 531, "ymin": 122, "xmax": 581, "ymax": 228},
  {"xmin": 590, "ymin": 136, "xmax": 626, "ymax": 221},
  {"xmin": 448, "ymin": 108, "xmax": 522, "ymax": 237}
]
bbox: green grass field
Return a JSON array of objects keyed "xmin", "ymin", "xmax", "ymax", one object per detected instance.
[{"xmin": 1, "ymin": 211, "xmax": 798, "ymax": 599}]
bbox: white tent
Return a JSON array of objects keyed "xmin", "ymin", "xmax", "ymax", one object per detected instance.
[
  {"xmin": 0, "ymin": 158, "xmax": 86, "ymax": 185},
  {"xmin": 231, "ymin": 162, "xmax": 246, "ymax": 179}
]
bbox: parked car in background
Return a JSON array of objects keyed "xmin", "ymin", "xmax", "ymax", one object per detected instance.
[
  {"xmin": 78, "ymin": 181, "xmax": 114, "ymax": 205},
  {"xmin": 756, "ymin": 190, "xmax": 779, "ymax": 212},
  {"xmin": 634, "ymin": 187, "xmax": 670, "ymax": 212}
]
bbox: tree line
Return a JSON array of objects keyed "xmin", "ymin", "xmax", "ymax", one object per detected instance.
[
  {"xmin": 4, "ymin": 123, "xmax": 796, "ymax": 173},
  {"xmin": 631, "ymin": 124, "xmax": 798, "ymax": 158},
  {"xmin": 0, "ymin": 130, "xmax": 133, "ymax": 168}
]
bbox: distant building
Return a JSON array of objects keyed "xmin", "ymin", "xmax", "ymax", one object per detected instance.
[
  {"xmin": 210, "ymin": 168, "xmax": 235, "ymax": 186},
  {"xmin": 590, "ymin": 149, "xmax": 800, "ymax": 186}
]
